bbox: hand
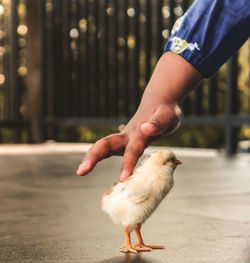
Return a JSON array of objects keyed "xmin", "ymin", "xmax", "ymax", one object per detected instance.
[
  {"xmin": 77, "ymin": 102, "xmax": 181, "ymax": 181},
  {"xmin": 77, "ymin": 52, "xmax": 202, "ymax": 180}
]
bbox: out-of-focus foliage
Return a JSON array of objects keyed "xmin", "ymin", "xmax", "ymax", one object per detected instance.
[
  {"xmin": 238, "ymin": 40, "xmax": 250, "ymax": 114},
  {"xmin": 152, "ymin": 126, "xmax": 225, "ymax": 149},
  {"xmin": 238, "ymin": 40, "xmax": 250, "ymax": 142}
]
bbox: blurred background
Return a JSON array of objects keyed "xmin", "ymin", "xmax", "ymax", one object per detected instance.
[{"xmin": 0, "ymin": 0, "xmax": 249, "ymax": 153}]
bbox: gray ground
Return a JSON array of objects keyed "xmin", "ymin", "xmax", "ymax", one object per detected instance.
[{"xmin": 0, "ymin": 146, "xmax": 250, "ymax": 263}]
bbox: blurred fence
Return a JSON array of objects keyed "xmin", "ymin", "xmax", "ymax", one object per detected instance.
[{"xmin": 0, "ymin": 0, "xmax": 250, "ymax": 153}]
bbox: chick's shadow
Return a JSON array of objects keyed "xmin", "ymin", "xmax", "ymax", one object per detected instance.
[{"xmin": 95, "ymin": 253, "xmax": 162, "ymax": 263}]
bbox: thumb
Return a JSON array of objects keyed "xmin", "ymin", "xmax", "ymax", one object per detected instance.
[{"xmin": 140, "ymin": 104, "xmax": 182, "ymax": 137}]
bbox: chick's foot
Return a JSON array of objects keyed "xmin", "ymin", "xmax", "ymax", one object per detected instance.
[{"xmin": 134, "ymin": 225, "xmax": 165, "ymax": 250}]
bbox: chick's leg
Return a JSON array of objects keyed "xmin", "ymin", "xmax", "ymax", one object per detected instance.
[
  {"xmin": 120, "ymin": 226, "xmax": 137, "ymax": 254},
  {"xmin": 134, "ymin": 224, "xmax": 164, "ymax": 250}
]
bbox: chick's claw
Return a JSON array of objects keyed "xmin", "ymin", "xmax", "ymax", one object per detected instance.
[
  {"xmin": 141, "ymin": 244, "xmax": 165, "ymax": 249},
  {"xmin": 133, "ymin": 244, "xmax": 152, "ymax": 252},
  {"xmin": 120, "ymin": 244, "xmax": 138, "ymax": 254}
]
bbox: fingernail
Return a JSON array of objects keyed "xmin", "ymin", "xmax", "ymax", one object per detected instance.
[
  {"xmin": 77, "ymin": 160, "xmax": 91, "ymax": 175},
  {"xmin": 120, "ymin": 170, "xmax": 129, "ymax": 181}
]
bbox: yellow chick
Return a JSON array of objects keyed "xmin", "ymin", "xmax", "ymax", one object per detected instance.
[{"xmin": 102, "ymin": 150, "xmax": 182, "ymax": 253}]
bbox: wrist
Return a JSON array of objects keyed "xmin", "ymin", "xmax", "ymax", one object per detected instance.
[{"xmin": 144, "ymin": 51, "xmax": 203, "ymax": 104}]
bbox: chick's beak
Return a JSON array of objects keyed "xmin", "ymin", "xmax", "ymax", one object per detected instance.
[{"xmin": 175, "ymin": 159, "xmax": 182, "ymax": 165}]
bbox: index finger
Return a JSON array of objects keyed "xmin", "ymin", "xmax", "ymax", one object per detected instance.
[
  {"xmin": 77, "ymin": 133, "xmax": 127, "ymax": 176},
  {"xmin": 120, "ymin": 139, "xmax": 146, "ymax": 181}
]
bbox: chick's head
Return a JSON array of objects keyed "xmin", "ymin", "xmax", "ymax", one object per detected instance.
[{"xmin": 142, "ymin": 150, "xmax": 182, "ymax": 176}]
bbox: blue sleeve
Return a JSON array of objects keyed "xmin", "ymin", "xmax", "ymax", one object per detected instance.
[{"xmin": 164, "ymin": 0, "xmax": 250, "ymax": 78}]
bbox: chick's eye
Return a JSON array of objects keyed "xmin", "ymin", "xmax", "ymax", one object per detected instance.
[{"xmin": 163, "ymin": 157, "xmax": 175, "ymax": 165}]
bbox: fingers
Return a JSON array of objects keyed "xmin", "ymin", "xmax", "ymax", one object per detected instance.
[
  {"xmin": 77, "ymin": 104, "xmax": 182, "ymax": 178},
  {"xmin": 140, "ymin": 104, "xmax": 182, "ymax": 137},
  {"xmin": 77, "ymin": 134, "xmax": 127, "ymax": 176},
  {"xmin": 120, "ymin": 140, "xmax": 145, "ymax": 181}
]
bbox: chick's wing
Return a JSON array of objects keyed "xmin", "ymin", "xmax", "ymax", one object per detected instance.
[{"xmin": 122, "ymin": 175, "xmax": 151, "ymax": 205}]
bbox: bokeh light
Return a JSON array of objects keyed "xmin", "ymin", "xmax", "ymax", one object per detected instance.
[
  {"xmin": 127, "ymin": 36, "xmax": 135, "ymax": 49},
  {"xmin": 0, "ymin": 4, "xmax": 4, "ymax": 16},
  {"xmin": 18, "ymin": 66, "xmax": 28, "ymax": 76},
  {"xmin": 17, "ymin": 25, "xmax": 28, "ymax": 35},
  {"xmin": 18, "ymin": 2, "xmax": 26, "ymax": 18},
  {"xmin": 18, "ymin": 38, "xmax": 26, "ymax": 48},
  {"xmin": 174, "ymin": 6, "xmax": 183, "ymax": 16},
  {"xmin": 0, "ymin": 30, "xmax": 5, "ymax": 40},
  {"xmin": 0, "ymin": 46, "xmax": 6, "ymax": 56},
  {"xmin": 162, "ymin": 6, "xmax": 170, "ymax": 19},
  {"xmin": 106, "ymin": 7, "xmax": 113, "ymax": 16},
  {"xmin": 70, "ymin": 41, "xmax": 77, "ymax": 50},
  {"xmin": 0, "ymin": 74, "xmax": 5, "ymax": 85},
  {"xmin": 243, "ymin": 127, "xmax": 250, "ymax": 138},
  {"xmin": 139, "ymin": 14, "xmax": 146, "ymax": 23},
  {"xmin": 127, "ymin": 8, "xmax": 135, "ymax": 17},
  {"xmin": 46, "ymin": 2, "xmax": 53, "ymax": 12},
  {"xmin": 117, "ymin": 37, "xmax": 125, "ymax": 47},
  {"xmin": 79, "ymin": 19, "xmax": 87, "ymax": 33},
  {"xmin": 162, "ymin": 29, "xmax": 169, "ymax": 39},
  {"xmin": 70, "ymin": 28, "xmax": 79, "ymax": 38}
]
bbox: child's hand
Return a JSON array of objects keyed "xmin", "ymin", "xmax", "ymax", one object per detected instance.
[
  {"xmin": 77, "ymin": 102, "xmax": 181, "ymax": 181},
  {"xmin": 77, "ymin": 52, "xmax": 203, "ymax": 180}
]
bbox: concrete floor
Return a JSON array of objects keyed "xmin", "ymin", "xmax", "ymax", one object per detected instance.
[{"xmin": 0, "ymin": 144, "xmax": 250, "ymax": 263}]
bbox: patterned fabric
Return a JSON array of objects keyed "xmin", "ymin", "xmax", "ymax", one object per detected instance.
[{"xmin": 164, "ymin": 0, "xmax": 250, "ymax": 78}]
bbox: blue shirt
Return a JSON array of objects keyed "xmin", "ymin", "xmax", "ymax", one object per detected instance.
[{"xmin": 164, "ymin": 0, "xmax": 250, "ymax": 78}]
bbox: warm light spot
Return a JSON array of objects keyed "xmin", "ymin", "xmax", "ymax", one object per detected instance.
[
  {"xmin": 117, "ymin": 37, "xmax": 125, "ymax": 47},
  {"xmin": 0, "ymin": 46, "xmax": 5, "ymax": 56},
  {"xmin": 46, "ymin": 2, "xmax": 53, "ymax": 12},
  {"xmin": 174, "ymin": 6, "xmax": 183, "ymax": 17},
  {"xmin": 0, "ymin": 5, "xmax": 4, "ymax": 16},
  {"xmin": 17, "ymin": 25, "xmax": 28, "ymax": 35},
  {"xmin": 18, "ymin": 3, "xmax": 26, "ymax": 18},
  {"xmin": 127, "ymin": 8, "xmax": 135, "ymax": 17},
  {"xmin": 162, "ymin": 29, "xmax": 169, "ymax": 39},
  {"xmin": 243, "ymin": 127, "xmax": 250, "ymax": 138},
  {"xmin": 139, "ymin": 14, "xmax": 146, "ymax": 23},
  {"xmin": 106, "ymin": 7, "xmax": 113, "ymax": 16},
  {"xmin": 118, "ymin": 124, "xmax": 126, "ymax": 132},
  {"xmin": 0, "ymin": 74, "xmax": 5, "ymax": 85},
  {"xmin": 0, "ymin": 30, "xmax": 5, "ymax": 40},
  {"xmin": 70, "ymin": 41, "xmax": 77, "ymax": 50},
  {"xmin": 97, "ymin": 31, "xmax": 102, "ymax": 39},
  {"xmin": 18, "ymin": 38, "xmax": 26, "ymax": 47},
  {"xmin": 127, "ymin": 36, "xmax": 135, "ymax": 49},
  {"xmin": 162, "ymin": 6, "xmax": 169, "ymax": 19},
  {"xmin": 18, "ymin": 66, "xmax": 28, "ymax": 76},
  {"xmin": 70, "ymin": 28, "xmax": 79, "ymax": 38},
  {"xmin": 79, "ymin": 19, "xmax": 87, "ymax": 32}
]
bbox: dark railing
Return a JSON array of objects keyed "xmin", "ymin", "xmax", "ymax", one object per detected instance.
[{"xmin": 0, "ymin": 0, "xmax": 250, "ymax": 153}]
